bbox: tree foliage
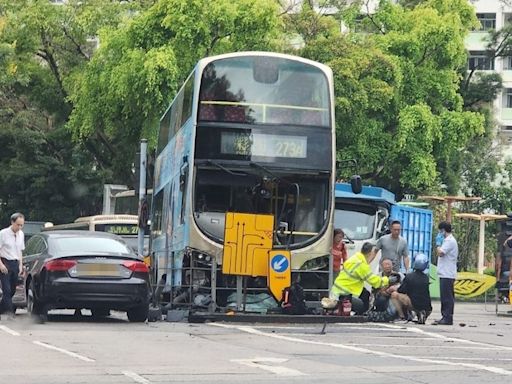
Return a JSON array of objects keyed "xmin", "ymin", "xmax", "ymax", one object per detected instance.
[
  {"xmin": 68, "ymin": 0, "xmax": 281, "ymax": 182},
  {"xmin": 0, "ymin": 0, "xmax": 150, "ymax": 223},
  {"xmin": 291, "ymin": 0, "xmax": 484, "ymax": 196},
  {"xmin": 0, "ymin": 0, "xmax": 510, "ymax": 230}
]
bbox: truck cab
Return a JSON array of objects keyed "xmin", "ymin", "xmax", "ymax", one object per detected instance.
[
  {"xmin": 334, "ymin": 183, "xmax": 395, "ymax": 258},
  {"xmin": 334, "ymin": 183, "xmax": 433, "ymax": 273}
]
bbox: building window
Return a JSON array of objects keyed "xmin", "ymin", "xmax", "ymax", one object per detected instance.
[
  {"xmin": 468, "ymin": 51, "xmax": 494, "ymax": 70},
  {"xmin": 505, "ymin": 13, "xmax": 512, "ymax": 26},
  {"xmin": 351, "ymin": 15, "xmax": 380, "ymax": 33},
  {"xmin": 476, "ymin": 13, "xmax": 496, "ymax": 31},
  {"xmin": 504, "ymin": 56, "xmax": 512, "ymax": 70},
  {"xmin": 353, "ymin": 15, "xmax": 365, "ymax": 33},
  {"xmin": 503, "ymin": 126, "xmax": 512, "ymax": 131},
  {"xmin": 506, "ymin": 89, "xmax": 512, "ymax": 108}
]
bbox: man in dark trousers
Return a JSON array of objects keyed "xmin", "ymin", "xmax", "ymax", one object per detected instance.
[
  {"xmin": 434, "ymin": 221, "xmax": 458, "ymax": 325},
  {"xmin": 390, "ymin": 253, "xmax": 432, "ymax": 324},
  {"xmin": 0, "ymin": 213, "xmax": 25, "ymax": 318}
]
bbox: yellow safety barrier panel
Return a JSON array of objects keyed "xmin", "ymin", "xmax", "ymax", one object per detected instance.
[
  {"xmin": 454, "ymin": 272, "xmax": 496, "ymax": 298},
  {"xmin": 222, "ymin": 212, "xmax": 274, "ymax": 277}
]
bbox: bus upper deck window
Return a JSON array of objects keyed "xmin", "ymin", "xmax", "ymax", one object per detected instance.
[{"xmin": 253, "ymin": 57, "xmax": 279, "ymax": 84}]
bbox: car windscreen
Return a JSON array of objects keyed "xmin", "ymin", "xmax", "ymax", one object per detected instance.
[{"xmin": 50, "ymin": 237, "xmax": 134, "ymax": 256}]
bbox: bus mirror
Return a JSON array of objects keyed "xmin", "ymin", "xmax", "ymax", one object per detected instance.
[
  {"xmin": 253, "ymin": 57, "xmax": 279, "ymax": 84},
  {"xmin": 350, "ymin": 175, "xmax": 362, "ymax": 194}
]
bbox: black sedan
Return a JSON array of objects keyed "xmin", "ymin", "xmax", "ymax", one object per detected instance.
[{"xmin": 23, "ymin": 231, "xmax": 150, "ymax": 322}]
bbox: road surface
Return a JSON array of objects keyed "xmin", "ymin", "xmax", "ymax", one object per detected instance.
[{"xmin": 1, "ymin": 302, "xmax": 511, "ymax": 383}]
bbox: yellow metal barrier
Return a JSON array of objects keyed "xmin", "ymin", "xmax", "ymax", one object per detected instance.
[{"xmin": 222, "ymin": 212, "xmax": 274, "ymax": 277}]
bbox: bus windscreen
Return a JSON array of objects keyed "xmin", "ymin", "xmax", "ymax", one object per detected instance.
[{"xmin": 199, "ymin": 56, "xmax": 330, "ymax": 127}]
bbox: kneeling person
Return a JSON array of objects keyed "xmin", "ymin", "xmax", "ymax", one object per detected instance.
[
  {"xmin": 390, "ymin": 253, "xmax": 432, "ymax": 324},
  {"xmin": 329, "ymin": 242, "xmax": 395, "ymax": 315}
]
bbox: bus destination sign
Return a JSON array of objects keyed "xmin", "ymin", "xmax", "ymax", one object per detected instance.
[
  {"xmin": 100, "ymin": 224, "xmax": 138, "ymax": 235},
  {"xmin": 221, "ymin": 131, "xmax": 307, "ymax": 158}
]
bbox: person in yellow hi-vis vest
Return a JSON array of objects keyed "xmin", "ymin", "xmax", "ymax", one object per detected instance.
[{"xmin": 327, "ymin": 242, "xmax": 397, "ymax": 315}]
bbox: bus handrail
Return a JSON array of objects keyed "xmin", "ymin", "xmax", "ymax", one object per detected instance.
[{"xmin": 200, "ymin": 100, "xmax": 327, "ymax": 112}]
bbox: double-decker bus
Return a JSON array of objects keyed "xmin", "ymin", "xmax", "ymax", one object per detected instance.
[{"xmin": 151, "ymin": 52, "xmax": 336, "ymax": 309}]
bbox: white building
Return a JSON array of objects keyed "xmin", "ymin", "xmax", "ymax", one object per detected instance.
[{"xmin": 467, "ymin": 0, "xmax": 512, "ymax": 156}]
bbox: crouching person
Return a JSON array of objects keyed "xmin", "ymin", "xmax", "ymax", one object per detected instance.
[
  {"xmin": 390, "ymin": 253, "xmax": 432, "ymax": 324},
  {"xmin": 327, "ymin": 242, "xmax": 396, "ymax": 315}
]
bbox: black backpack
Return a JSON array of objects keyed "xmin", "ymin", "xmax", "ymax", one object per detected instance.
[{"xmin": 281, "ymin": 283, "xmax": 307, "ymax": 315}]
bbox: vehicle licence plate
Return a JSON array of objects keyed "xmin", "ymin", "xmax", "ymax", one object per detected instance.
[{"xmin": 76, "ymin": 263, "xmax": 121, "ymax": 277}]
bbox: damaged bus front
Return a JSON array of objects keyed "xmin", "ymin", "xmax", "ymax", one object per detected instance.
[{"xmin": 150, "ymin": 52, "xmax": 337, "ymax": 311}]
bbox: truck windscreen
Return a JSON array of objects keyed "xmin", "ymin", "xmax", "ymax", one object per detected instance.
[{"xmin": 334, "ymin": 203, "xmax": 376, "ymax": 240}]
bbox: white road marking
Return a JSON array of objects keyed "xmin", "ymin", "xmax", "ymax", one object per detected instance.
[
  {"xmin": 375, "ymin": 323, "xmax": 512, "ymax": 351},
  {"xmin": 0, "ymin": 325, "xmax": 20, "ymax": 336},
  {"xmin": 254, "ymin": 325, "xmax": 408, "ymax": 332},
  {"xmin": 252, "ymin": 326, "xmax": 318, "ymax": 330},
  {"xmin": 326, "ymin": 325, "xmax": 418, "ymax": 332},
  {"xmin": 231, "ymin": 357, "xmax": 305, "ymax": 376},
  {"xmin": 341, "ymin": 343, "xmax": 500, "ymax": 350},
  {"xmin": 210, "ymin": 323, "xmax": 512, "ymax": 376},
  {"xmin": 122, "ymin": 371, "xmax": 152, "ymax": 384},
  {"xmin": 415, "ymin": 357, "xmax": 512, "ymax": 362},
  {"xmin": 281, "ymin": 333, "xmax": 437, "ymax": 340},
  {"xmin": 33, "ymin": 341, "xmax": 95, "ymax": 362}
]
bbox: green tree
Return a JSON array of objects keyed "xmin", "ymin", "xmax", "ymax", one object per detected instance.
[
  {"xmin": 68, "ymin": 0, "xmax": 281, "ymax": 183},
  {"xmin": 0, "ymin": 0, "xmax": 151, "ymax": 223},
  {"xmin": 292, "ymin": 0, "xmax": 485, "ymax": 197}
]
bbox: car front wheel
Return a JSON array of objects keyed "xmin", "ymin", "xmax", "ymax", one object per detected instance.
[{"xmin": 127, "ymin": 304, "xmax": 148, "ymax": 322}]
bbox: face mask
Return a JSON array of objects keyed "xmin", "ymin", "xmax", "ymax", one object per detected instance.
[{"xmin": 435, "ymin": 231, "xmax": 444, "ymax": 246}]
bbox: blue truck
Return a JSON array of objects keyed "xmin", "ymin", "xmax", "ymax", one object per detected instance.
[{"xmin": 334, "ymin": 183, "xmax": 433, "ymax": 273}]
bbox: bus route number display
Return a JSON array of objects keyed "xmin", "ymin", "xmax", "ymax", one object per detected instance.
[
  {"xmin": 221, "ymin": 131, "xmax": 307, "ymax": 158},
  {"xmin": 101, "ymin": 224, "xmax": 138, "ymax": 235}
]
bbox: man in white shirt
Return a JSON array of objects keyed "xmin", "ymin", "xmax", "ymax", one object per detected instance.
[
  {"xmin": 0, "ymin": 213, "xmax": 25, "ymax": 317},
  {"xmin": 434, "ymin": 221, "xmax": 458, "ymax": 326}
]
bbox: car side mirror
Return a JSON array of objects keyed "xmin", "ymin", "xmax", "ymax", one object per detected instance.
[{"xmin": 350, "ymin": 175, "xmax": 362, "ymax": 194}]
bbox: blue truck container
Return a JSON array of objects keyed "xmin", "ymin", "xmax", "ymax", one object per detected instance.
[{"xmin": 390, "ymin": 205, "xmax": 433, "ymax": 271}]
